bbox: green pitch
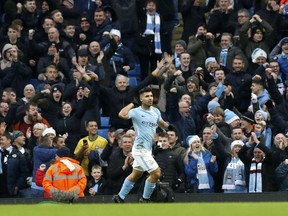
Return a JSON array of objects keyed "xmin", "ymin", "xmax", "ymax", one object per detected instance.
[{"xmin": 1, "ymin": 202, "xmax": 288, "ymax": 216}]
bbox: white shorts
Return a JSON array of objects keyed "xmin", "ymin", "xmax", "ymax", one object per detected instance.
[{"xmin": 132, "ymin": 149, "xmax": 159, "ymax": 173}]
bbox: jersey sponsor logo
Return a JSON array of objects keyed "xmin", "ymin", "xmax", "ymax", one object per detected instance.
[{"xmin": 141, "ymin": 121, "xmax": 157, "ymax": 127}]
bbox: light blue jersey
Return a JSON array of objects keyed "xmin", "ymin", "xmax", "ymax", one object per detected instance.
[{"xmin": 128, "ymin": 106, "xmax": 162, "ymax": 151}]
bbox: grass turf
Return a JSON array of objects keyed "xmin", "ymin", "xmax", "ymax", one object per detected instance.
[{"xmin": 1, "ymin": 203, "xmax": 288, "ymax": 216}]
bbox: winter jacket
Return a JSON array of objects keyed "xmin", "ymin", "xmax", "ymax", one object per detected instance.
[{"xmin": 43, "ymin": 157, "xmax": 87, "ymax": 197}]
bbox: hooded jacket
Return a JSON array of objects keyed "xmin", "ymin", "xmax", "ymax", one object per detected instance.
[{"xmin": 43, "ymin": 157, "xmax": 87, "ymax": 198}]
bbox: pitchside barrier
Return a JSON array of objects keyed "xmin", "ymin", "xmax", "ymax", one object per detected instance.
[{"xmin": 1, "ymin": 192, "xmax": 288, "ymax": 204}]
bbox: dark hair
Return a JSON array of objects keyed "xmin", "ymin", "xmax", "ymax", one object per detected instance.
[
  {"xmin": 1, "ymin": 132, "xmax": 12, "ymax": 140},
  {"xmin": 167, "ymin": 125, "xmax": 178, "ymax": 136},
  {"xmin": 86, "ymin": 119, "xmax": 98, "ymax": 128},
  {"xmin": 25, "ymin": 102, "xmax": 38, "ymax": 112},
  {"xmin": 138, "ymin": 86, "xmax": 152, "ymax": 96},
  {"xmin": 95, "ymin": 8, "xmax": 105, "ymax": 14},
  {"xmin": 231, "ymin": 126, "xmax": 243, "ymax": 133},
  {"xmin": 52, "ymin": 136, "xmax": 64, "ymax": 144},
  {"xmin": 145, "ymin": 0, "xmax": 158, "ymax": 5},
  {"xmin": 3, "ymin": 87, "xmax": 16, "ymax": 94}
]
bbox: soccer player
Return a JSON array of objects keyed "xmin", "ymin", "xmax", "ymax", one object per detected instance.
[{"xmin": 113, "ymin": 87, "xmax": 169, "ymax": 203}]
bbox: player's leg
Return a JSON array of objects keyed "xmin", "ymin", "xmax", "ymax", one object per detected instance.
[
  {"xmin": 142, "ymin": 166, "xmax": 161, "ymax": 200},
  {"xmin": 116, "ymin": 169, "xmax": 144, "ymax": 201}
]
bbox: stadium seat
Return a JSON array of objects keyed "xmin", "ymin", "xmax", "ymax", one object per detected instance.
[
  {"xmin": 29, "ymin": 79, "xmax": 40, "ymax": 89},
  {"xmin": 100, "ymin": 116, "xmax": 110, "ymax": 128},
  {"xmin": 128, "ymin": 64, "xmax": 141, "ymax": 77},
  {"xmin": 129, "ymin": 77, "xmax": 138, "ymax": 87},
  {"xmin": 98, "ymin": 128, "xmax": 108, "ymax": 139}
]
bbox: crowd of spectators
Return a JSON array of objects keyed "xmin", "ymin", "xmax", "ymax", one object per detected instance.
[{"xmin": 0, "ymin": 0, "xmax": 288, "ymax": 199}]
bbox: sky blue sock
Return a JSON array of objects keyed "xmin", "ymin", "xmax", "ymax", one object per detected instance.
[
  {"xmin": 118, "ymin": 178, "xmax": 135, "ymax": 200},
  {"xmin": 143, "ymin": 179, "xmax": 156, "ymax": 199}
]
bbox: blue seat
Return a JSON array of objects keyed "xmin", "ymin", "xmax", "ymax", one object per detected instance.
[
  {"xmin": 128, "ymin": 64, "xmax": 141, "ymax": 77},
  {"xmin": 29, "ymin": 79, "xmax": 40, "ymax": 89},
  {"xmin": 129, "ymin": 77, "xmax": 138, "ymax": 87},
  {"xmin": 98, "ymin": 128, "xmax": 109, "ymax": 139},
  {"xmin": 100, "ymin": 116, "xmax": 110, "ymax": 128}
]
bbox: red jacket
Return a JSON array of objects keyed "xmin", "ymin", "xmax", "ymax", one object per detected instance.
[{"xmin": 42, "ymin": 157, "xmax": 87, "ymax": 198}]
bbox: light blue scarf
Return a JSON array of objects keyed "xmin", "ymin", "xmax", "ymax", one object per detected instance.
[
  {"xmin": 222, "ymin": 157, "xmax": 246, "ymax": 190},
  {"xmin": 146, "ymin": 12, "xmax": 162, "ymax": 54},
  {"xmin": 196, "ymin": 152, "xmax": 210, "ymax": 190},
  {"xmin": 219, "ymin": 48, "xmax": 228, "ymax": 67}
]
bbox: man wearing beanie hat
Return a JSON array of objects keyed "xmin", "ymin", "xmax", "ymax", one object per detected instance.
[
  {"xmin": 174, "ymin": 40, "xmax": 187, "ymax": 68},
  {"xmin": 104, "ymin": 28, "xmax": 136, "ymax": 76},
  {"xmin": 43, "ymin": 146, "xmax": 87, "ymax": 201},
  {"xmin": 175, "ymin": 40, "xmax": 187, "ymax": 50},
  {"xmin": 76, "ymin": 46, "xmax": 105, "ymax": 81},
  {"xmin": 208, "ymin": 100, "xmax": 220, "ymax": 113},
  {"xmin": 269, "ymin": 37, "xmax": 288, "ymax": 81},
  {"xmin": 239, "ymin": 14, "xmax": 272, "ymax": 60},
  {"xmin": 33, "ymin": 82, "xmax": 64, "ymax": 130},
  {"xmin": 224, "ymin": 109, "xmax": 240, "ymax": 128},
  {"xmin": 251, "ymin": 48, "xmax": 267, "ymax": 64},
  {"xmin": 11, "ymin": 130, "xmax": 33, "ymax": 190},
  {"xmin": 78, "ymin": 14, "xmax": 93, "ymax": 45}
]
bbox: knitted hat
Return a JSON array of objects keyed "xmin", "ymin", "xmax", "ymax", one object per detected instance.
[
  {"xmin": 52, "ymin": 84, "xmax": 63, "ymax": 93},
  {"xmin": 280, "ymin": 37, "xmax": 288, "ymax": 47},
  {"xmin": 175, "ymin": 40, "xmax": 187, "ymax": 50},
  {"xmin": 230, "ymin": 140, "xmax": 244, "ymax": 150},
  {"xmin": 24, "ymin": 84, "xmax": 35, "ymax": 92},
  {"xmin": 186, "ymin": 135, "xmax": 201, "ymax": 146},
  {"xmin": 224, "ymin": 109, "xmax": 240, "ymax": 124},
  {"xmin": 251, "ymin": 48, "xmax": 267, "ymax": 63},
  {"xmin": 251, "ymin": 26, "xmax": 264, "ymax": 37},
  {"xmin": 208, "ymin": 100, "xmax": 220, "ymax": 113},
  {"xmin": 2, "ymin": 43, "xmax": 13, "ymax": 58},
  {"xmin": 110, "ymin": 29, "xmax": 121, "ymax": 38},
  {"xmin": 11, "ymin": 130, "xmax": 24, "ymax": 142},
  {"xmin": 186, "ymin": 76, "xmax": 199, "ymax": 88},
  {"xmin": 205, "ymin": 57, "xmax": 217, "ymax": 68},
  {"xmin": 80, "ymin": 14, "xmax": 90, "ymax": 24},
  {"xmin": 241, "ymin": 111, "xmax": 255, "ymax": 124},
  {"xmin": 56, "ymin": 146, "xmax": 71, "ymax": 158},
  {"xmin": 42, "ymin": 127, "xmax": 56, "ymax": 137},
  {"xmin": 77, "ymin": 48, "xmax": 88, "ymax": 57},
  {"xmin": 255, "ymin": 110, "xmax": 268, "ymax": 121}
]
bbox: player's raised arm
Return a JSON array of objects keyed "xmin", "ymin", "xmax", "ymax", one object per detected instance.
[
  {"xmin": 119, "ymin": 103, "xmax": 134, "ymax": 119},
  {"xmin": 158, "ymin": 119, "xmax": 169, "ymax": 130}
]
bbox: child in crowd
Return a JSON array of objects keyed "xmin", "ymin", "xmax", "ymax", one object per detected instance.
[{"xmin": 85, "ymin": 165, "xmax": 106, "ymax": 196}]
